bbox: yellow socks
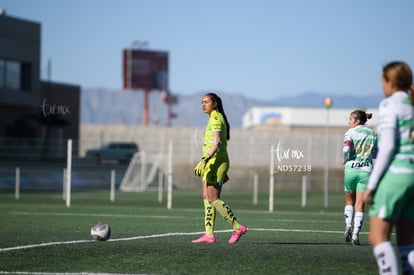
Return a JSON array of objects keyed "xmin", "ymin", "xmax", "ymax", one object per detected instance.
[
  {"xmin": 204, "ymin": 199, "xmax": 216, "ymax": 237},
  {"xmin": 211, "ymin": 199, "xmax": 240, "ymax": 231}
]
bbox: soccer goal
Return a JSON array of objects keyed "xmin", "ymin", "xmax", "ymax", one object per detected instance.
[{"xmin": 119, "ymin": 151, "xmax": 165, "ymax": 192}]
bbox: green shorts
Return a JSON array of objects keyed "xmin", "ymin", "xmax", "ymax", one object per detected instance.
[
  {"xmin": 369, "ymin": 162, "xmax": 414, "ymax": 221},
  {"xmin": 203, "ymin": 155, "xmax": 229, "ymax": 187},
  {"xmin": 344, "ymin": 170, "xmax": 370, "ymax": 193}
]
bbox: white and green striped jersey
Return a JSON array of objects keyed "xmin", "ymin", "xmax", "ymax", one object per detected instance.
[
  {"xmin": 343, "ymin": 125, "xmax": 378, "ymax": 173},
  {"xmin": 379, "ymin": 92, "xmax": 414, "ymax": 159},
  {"xmin": 368, "ymin": 91, "xmax": 414, "ymax": 189}
]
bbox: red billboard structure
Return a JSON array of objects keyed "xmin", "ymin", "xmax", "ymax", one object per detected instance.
[{"xmin": 123, "ymin": 49, "xmax": 169, "ymax": 126}]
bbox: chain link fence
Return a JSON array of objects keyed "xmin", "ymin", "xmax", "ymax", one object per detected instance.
[{"xmin": 0, "ymin": 125, "xmax": 346, "ymax": 196}]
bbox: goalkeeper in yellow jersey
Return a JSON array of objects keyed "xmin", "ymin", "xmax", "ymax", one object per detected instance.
[{"xmin": 192, "ymin": 92, "xmax": 247, "ymax": 244}]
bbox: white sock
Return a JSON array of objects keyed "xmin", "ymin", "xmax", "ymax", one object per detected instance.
[
  {"xmin": 353, "ymin": 212, "xmax": 364, "ymax": 236},
  {"xmin": 409, "ymin": 251, "xmax": 414, "ymax": 275},
  {"xmin": 398, "ymin": 245, "xmax": 414, "ymax": 274},
  {"xmin": 344, "ymin": 205, "xmax": 354, "ymax": 227},
  {"xmin": 373, "ymin": 242, "xmax": 398, "ymax": 275}
]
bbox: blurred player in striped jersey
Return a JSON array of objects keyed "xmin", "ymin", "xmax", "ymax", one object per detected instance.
[
  {"xmin": 342, "ymin": 110, "xmax": 377, "ymax": 245},
  {"xmin": 363, "ymin": 61, "xmax": 414, "ymax": 275}
]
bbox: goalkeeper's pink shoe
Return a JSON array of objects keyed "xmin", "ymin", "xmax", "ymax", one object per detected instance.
[
  {"xmin": 228, "ymin": 224, "xmax": 247, "ymax": 244},
  {"xmin": 192, "ymin": 234, "xmax": 216, "ymax": 244}
]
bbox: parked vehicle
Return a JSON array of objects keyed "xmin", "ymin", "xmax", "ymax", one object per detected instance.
[{"xmin": 85, "ymin": 142, "xmax": 139, "ymax": 164}]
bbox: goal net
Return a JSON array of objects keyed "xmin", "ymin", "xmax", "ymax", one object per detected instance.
[{"xmin": 119, "ymin": 151, "xmax": 165, "ymax": 192}]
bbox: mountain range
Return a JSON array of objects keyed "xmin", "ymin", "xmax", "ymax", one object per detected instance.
[{"xmin": 81, "ymin": 88, "xmax": 384, "ymax": 128}]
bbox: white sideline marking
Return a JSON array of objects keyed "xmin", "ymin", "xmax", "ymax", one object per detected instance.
[
  {"xmin": 0, "ymin": 228, "xmax": 351, "ymax": 253},
  {"xmin": 0, "ymin": 231, "xmax": 217, "ymax": 253},
  {"xmin": 0, "ymin": 239, "xmax": 93, "ymax": 252}
]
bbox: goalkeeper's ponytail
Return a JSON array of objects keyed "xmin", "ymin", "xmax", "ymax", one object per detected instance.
[{"xmin": 206, "ymin": 93, "xmax": 230, "ymax": 140}]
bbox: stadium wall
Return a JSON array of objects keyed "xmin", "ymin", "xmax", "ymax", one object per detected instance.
[{"xmin": 80, "ymin": 124, "xmax": 346, "ymax": 191}]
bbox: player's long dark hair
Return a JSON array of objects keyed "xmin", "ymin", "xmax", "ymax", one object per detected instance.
[
  {"xmin": 206, "ymin": 93, "xmax": 231, "ymax": 140},
  {"xmin": 383, "ymin": 61, "xmax": 414, "ymax": 106},
  {"xmin": 351, "ymin": 110, "xmax": 372, "ymax": 125}
]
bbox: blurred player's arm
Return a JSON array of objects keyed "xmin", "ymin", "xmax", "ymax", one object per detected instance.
[{"xmin": 342, "ymin": 134, "xmax": 352, "ymax": 164}]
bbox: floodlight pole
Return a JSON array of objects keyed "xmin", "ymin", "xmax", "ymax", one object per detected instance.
[
  {"xmin": 323, "ymin": 97, "xmax": 333, "ymax": 208},
  {"xmin": 143, "ymin": 89, "xmax": 150, "ymax": 126},
  {"xmin": 129, "ymin": 41, "xmax": 151, "ymax": 127}
]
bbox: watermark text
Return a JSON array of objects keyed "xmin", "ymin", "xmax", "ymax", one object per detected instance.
[
  {"xmin": 40, "ymin": 98, "xmax": 70, "ymax": 117},
  {"xmin": 274, "ymin": 142, "xmax": 311, "ymax": 173}
]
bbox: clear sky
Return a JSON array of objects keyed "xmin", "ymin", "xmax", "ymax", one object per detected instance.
[{"xmin": 2, "ymin": 0, "xmax": 414, "ymax": 100}]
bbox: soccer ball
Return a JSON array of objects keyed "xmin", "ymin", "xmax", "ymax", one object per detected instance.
[{"xmin": 90, "ymin": 222, "xmax": 111, "ymax": 241}]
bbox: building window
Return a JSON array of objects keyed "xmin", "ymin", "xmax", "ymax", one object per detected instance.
[
  {"xmin": 5, "ymin": 61, "xmax": 20, "ymax": 90},
  {"xmin": 0, "ymin": 59, "xmax": 32, "ymax": 92},
  {"xmin": 21, "ymin": 63, "xmax": 32, "ymax": 91},
  {"xmin": 0, "ymin": 60, "xmax": 4, "ymax": 88}
]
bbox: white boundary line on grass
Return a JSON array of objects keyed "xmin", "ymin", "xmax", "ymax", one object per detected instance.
[
  {"xmin": 0, "ymin": 228, "xmax": 348, "ymax": 253},
  {"xmin": 0, "ymin": 228, "xmax": 364, "ymax": 275},
  {"xmin": 0, "ymin": 231, "xmax": 213, "ymax": 253}
]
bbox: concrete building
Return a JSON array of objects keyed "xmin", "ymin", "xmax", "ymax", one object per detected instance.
[
  {"xmin": 0, "ymin": 10, "xmax": 80, "ymax": 160},
  {"xmin": 0, "ymin": 10, "xmax": 41, "ymax": 137},
  {"xmin": 242, "ymin": 106, "xmax": 379, "ymax": 132}
]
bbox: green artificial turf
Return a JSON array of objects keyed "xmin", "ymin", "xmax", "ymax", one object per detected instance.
[{"xmin": 0, "ymin": 190, "xmax": 381, "ymax": 274}]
